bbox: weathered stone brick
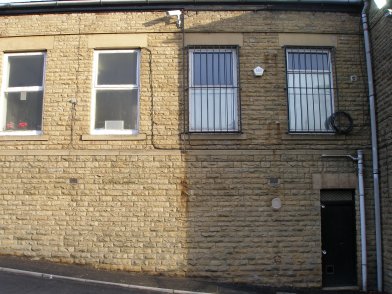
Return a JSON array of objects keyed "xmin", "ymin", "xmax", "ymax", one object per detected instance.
[{"xmin": 0, "ymin": 5, "xmax": 379, "ymax": 290}]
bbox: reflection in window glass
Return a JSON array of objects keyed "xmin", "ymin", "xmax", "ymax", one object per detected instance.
[
  {"xmin": 1, "ymin": 52, "xmax": 45, "ymax": 133},
  {"xmin": 189, "ymin": 88, "xmax": 237, "ymax": 132},
  {"xmin": 95, "ymin": 90, "xmax": 138, "ymax": 130},
  {"xmin": 97, "ymin": 52, "xmax": 138, "ymax": 85},
  {"xmin": 5, "ymin": 91, "xmax": 43, "ymax": 131},
  {"xmin": 189, "ymin": 47, "xmax": 239, "ymax": 132},
  {"xmin": 286, "ymin": 49, "xmax": 334, "ymax": 133},
  {"xmin": 193, "ymin": 52, "xmax": 233, "ymax": 86},
  {"xmin": 92, "ymin": 50, "xmax": 140, "ymax": 134},
  {"xmin": 287, "ymin": 52, "xmax": 329, "ymax": 71},
  {"xmin": 8, "ymin": 55, "xmax": 44, "ymax": 88}
]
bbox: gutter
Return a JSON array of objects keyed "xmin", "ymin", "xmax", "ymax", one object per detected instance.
[{"xmin": 0, "ymin": 0, "xmax": 363, "ymax": 9}]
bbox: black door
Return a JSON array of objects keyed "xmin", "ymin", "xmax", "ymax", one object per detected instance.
[{"xmin": 321, "ymin": 190, "xmax": 357, "ymax": 287}]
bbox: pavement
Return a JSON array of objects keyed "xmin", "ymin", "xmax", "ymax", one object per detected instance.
[
  {"xmin": 0, "ymin": 271, "xmax": 157, "ymax": 294},
  {"xmin": 0, "ymin": 255, "xmax": 363, "ymax": 294}
]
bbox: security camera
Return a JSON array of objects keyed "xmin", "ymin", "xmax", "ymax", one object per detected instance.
[
  {"xmin": 166, "ymin": 10, "xmax": 182, "ymax": 17},
  {"xmin": 166, "ymin": 10, "xmax": 182, "ymax": 28}
]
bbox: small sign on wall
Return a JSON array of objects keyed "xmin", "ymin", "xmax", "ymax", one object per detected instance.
[{"xmin": 253, "ymin": 66, "xmax": 264, "ymax": 77}]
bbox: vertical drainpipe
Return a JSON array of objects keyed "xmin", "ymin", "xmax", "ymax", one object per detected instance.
[
  {"xmin": 357, "ymin": 150, "xmax": 367, "ymax": 292},
  {"xmin": 181, "ymin": 9, "xmax": 186, "ymax": 152},
  {"xmin": 361, "ymin": 1, "xmax": 383, "ymax": 292}
]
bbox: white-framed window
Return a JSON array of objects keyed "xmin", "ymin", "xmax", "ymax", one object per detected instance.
[
  {"xmin": 0, "ymin": 52, "xmax": 46, "ymax": 135},
  {"xmin": 188, "ymin": 47, "xmax": 240, "ymax": 133},
  {"xmin": 91, "ymin": 50, "xmax": 140, "ymax": 135},
  {"xmin": 286, "ymin": 48, "xmax": 335, "ymax": 133}
]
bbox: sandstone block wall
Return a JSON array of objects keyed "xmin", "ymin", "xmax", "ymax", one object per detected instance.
[{"xmin": 0, "ymin": 7, "xmax": 377, "ymax": 288}]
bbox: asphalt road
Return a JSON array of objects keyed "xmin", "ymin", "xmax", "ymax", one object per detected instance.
[{"xmin": 0, "ymin": 272, "xmax": 160, "ymax": 294}]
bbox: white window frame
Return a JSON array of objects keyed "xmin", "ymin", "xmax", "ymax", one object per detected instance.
[
  {"xmin": 91, "ymin": 49, "xmax": 141, "ymax": 135},
  {"xmin": 0, "ymin": 52, "xmax": 46, "ymax": 135},
  {"xmin": 285, "ymin": 48, "xmax": 335, "ymax": 133},
  {"xmin": 188, "ymin": 47, "xmax": 239, "ymax": 133}
]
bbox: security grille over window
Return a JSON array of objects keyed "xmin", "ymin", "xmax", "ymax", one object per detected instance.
[
  {"xmin": 188, "ymin": 46, "xmax": 240, "ymax": 133},
  {"xmin": 321, "ymin": 189, "xmax": 354, "ymax": 202},
  {"xmin": 285, "ymin": 48, "xmax": 335, "ymax": 133}
]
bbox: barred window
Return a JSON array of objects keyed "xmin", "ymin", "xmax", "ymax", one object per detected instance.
[
  {"xmin": 286, "ymin": 48, "xmax": 335, "ymax": 133},
  {"xmin": 188, "ymin": 47, "xmax": 240, "ymax": 132}
]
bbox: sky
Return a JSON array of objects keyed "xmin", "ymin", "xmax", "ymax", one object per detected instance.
[
  {"xmin": 0, "ymin": 0, "xmax": 45, "ymax": 3},
  {"xmin": 0, "ymin": 0, "xmax": 76, "ymax": 3}
]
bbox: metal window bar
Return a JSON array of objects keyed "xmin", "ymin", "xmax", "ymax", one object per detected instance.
[
  {"xmin": 285, "ymin": 47, "xmax": 335, "ymax": 133},
  {"xmin": 187, "ymin": 45, "xmax": 240, "ymax": 133}
]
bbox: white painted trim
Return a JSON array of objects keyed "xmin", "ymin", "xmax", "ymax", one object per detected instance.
[
  {"xmin": 81, "ymin": 133, "xmax": 146, "ymax": 141},
  {"xmin": 90, "ymin": 49, "xmax": 140, "ymax": 135},
  {"xmin": 0, "ymin": 51, "xmax": 46, "ymax": 134},
  {"xmin": 0, "ymin": 51, "xmax": 8, "ymax": 130},
  {"xmin": 4, "ymin": 52, "xmax": 45, "ymax": 57},
  {"xmin": 93, "ymin": 85, "xmax": 139, "ymax": 89},
  {"xmin": 5, "ymin": 86, "xmax": 44, "ymax": 92},
  {"xmin": 91, "ymin": 129, "xmax": 138, "ymax": 135}
]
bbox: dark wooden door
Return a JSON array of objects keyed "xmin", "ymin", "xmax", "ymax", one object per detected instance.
[{"xmin": 321, "ymin": 190, "xmax": 357, "ymax": 287}]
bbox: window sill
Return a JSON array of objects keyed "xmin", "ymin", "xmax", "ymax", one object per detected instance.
[
  {"xmin": 0, "ymin": 135, "xmax": 48, "ymax": 141},
  {"xmin": 81, "ymin": 134, "xmax": 147, "ymax": 141},
  {"xmin": 182, "ymin": 133, "xmax": 246, "ymax": 140},
  {"xmin": 282, "ymin": 133, "xmax": 340, "ymax": 141}
]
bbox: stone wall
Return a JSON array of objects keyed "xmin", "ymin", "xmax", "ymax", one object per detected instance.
[{"xmin": 0, "ymin": 7, "xmax": 377, "ymax": 288}]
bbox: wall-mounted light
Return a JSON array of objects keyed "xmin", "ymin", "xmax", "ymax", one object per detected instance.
[
  {"xmin": 374, "ymin": 0, "xmax": 387, "ymax": 9},
  {"xmin": 385, "ymin": 8, "xmax": 392, "ymax": 17},
  {"xmin": 166, "ymin": 10, "xmax": 182, "ymax": 28}
]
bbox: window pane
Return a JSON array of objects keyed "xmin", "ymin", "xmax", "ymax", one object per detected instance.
[
  {"xmin": 287, "ymin": 52, "xmax": 297, "ymax": 70},
  {"xmin": 193, "ymin": 51, "xmax": 233, "ymax": 86},
  {"xmin": 189, "ymin": 48, "xmax": 238, "ymax": 132},
  {"xmin": 189, "ymin": 88, "xmax": 237, "ymax": 132},
  {"xmin": 4, "ymin": 91, "xmax": 43, "ymax": 131},
  {"xmin": 97, "ymin": 52, "xmax": 137, "ymax": 85},
  {"xmin": 287, "ymin": 52, "xmax": 329, "ymax": 71},
  {"xmin": 286, "ymin": 49, "xmax": 333, "ymax": 132},
  {"xmin": 8, "ymin": 55, "xmax": 44, "ymax": 87},
  {"xmin": 95, "ymin": 89, "xmax": 138, "ymax": 130}
]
